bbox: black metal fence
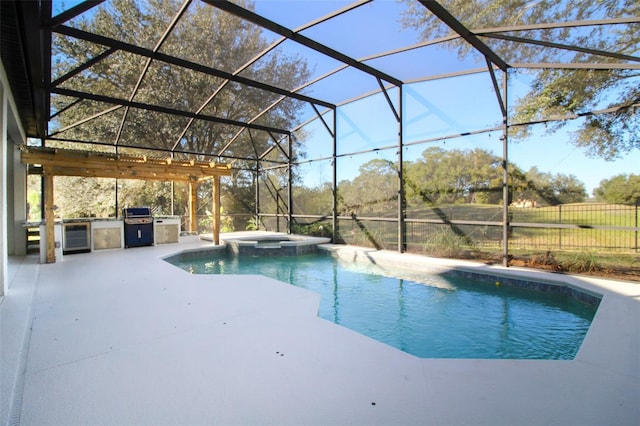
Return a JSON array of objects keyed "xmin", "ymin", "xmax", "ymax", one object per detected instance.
[
  {"xmin": 187, "ymin": 203, "xmax": 639, "ymax": 257},
  {"xmin": 509, "ymin": 203, "xmax": 639, "ymax": 253},
  {"xmin": 273, "ymin": 203, "xmax": 639, "ymax": 256}
]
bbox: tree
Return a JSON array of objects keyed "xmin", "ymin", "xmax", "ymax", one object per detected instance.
[
  {"xmin": 594, "ymin": 174, "xmax": 640, "ymax": 204},
  {"xmin": 53, "ymin": 0, "xmax": 310, "ymax": 155},
  {"xmin": 50, "ymin": 0, "xmax": 311, "ymax": 219},
  {"xmin": 404, "ymin": 147, "xmax": 505, "ymax": 205},
  {"xmin": 338, "ymin": 159, "xmax": 398, "ymax": 215},
  {"xmin": 514, "ymin": 167, "xmax": 587, "ymax": 206},
  {"xmin": 293, "ymin": 182, "xmax": 333, "ymax": 216},
  {"xmin": 550, "ymin": 174, "xmax": 588, "ymax": 204},
  {"xmin": 400, "ymin": 0, "xmax": 639, "ymax": 160},
  {"xmin": 27, "ymin": 175, "xmax": 42, "ymax": 221},
  {"xmin": 54, "ymin": 176, "xmax": 116, "ymax": 218},
  {"xmin": 117, "ymin": 180, "xmax": 173, "ymax": 214}
]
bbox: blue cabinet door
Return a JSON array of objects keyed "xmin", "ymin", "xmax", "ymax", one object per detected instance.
[{"xmin": 124, "ymin": 224, "xmax": 154, "ymax": 248}]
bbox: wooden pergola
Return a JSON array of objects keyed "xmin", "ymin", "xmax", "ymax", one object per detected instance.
[{"xmin": 20, "ymin": 145, "xmax": 232, "ymax": 263}]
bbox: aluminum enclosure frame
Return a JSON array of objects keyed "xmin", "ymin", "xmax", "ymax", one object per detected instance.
[{"xmin": 5, "ymin": 0, "xmax": 640, "ymax": 265}]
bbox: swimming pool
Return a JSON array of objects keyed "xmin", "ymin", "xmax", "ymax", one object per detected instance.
[{"xmin": 165, "ymin": 250, "xmax": 598, "ymax": 359}]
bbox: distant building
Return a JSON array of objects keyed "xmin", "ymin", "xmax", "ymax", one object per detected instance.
[{"xmin": 511, "ymin": 199, "xmax": 538, "ymax": 208}]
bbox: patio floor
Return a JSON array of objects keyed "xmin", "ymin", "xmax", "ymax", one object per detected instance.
[{"xmin": 2, "ymin": 234, "xmax": 639, "ymax": 425}]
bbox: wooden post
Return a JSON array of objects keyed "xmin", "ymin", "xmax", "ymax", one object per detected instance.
[
  {"xmin": 44, "ymin": 172, "xmax": 55, "ymax": 263},
  {"xmin": 212, "ymin": 176, "xmax": 220, "ymax": 245},
  {"xmin": 188, "ymin": 180, "xmax": 197, "ymax": 233}
]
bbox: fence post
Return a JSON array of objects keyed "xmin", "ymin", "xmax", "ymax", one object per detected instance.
[
  {"xmin": 635, "ymin": 199, "xmax": 640, "ymax": 253},
  {"xmin": 558, "ymin": 204, "xmax": 562, "ymax": 250}
]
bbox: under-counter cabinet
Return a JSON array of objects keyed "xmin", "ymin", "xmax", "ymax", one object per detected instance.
[
  {"xmin": 154, "ymin": 217, "xmax": 180, "ymax": 244},
  {"xmin": 92, "ymin": 220, "xmax": 124, "ymax": 250}
]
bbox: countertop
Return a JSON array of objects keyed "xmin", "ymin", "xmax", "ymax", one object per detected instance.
[{"xmin": 23, "ymin": 216, "xmax": 181, "ymax": 226}]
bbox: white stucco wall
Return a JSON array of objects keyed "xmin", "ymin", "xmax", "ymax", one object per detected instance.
[
  {"xmin": 9, "ymin": 131, "xmax": 27, "ymax": 257},
  {"xmin": 0, "ymin": 61, "xmax": 28, "ymax": 297},
  {"xmin": 1, "ymin": 72, "xmax": 7, "ymax": 298}
]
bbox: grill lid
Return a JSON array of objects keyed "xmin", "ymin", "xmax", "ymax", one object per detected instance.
[{"xmin": 123, "ymin": 207, "xmax": 151, "ymax": 218}]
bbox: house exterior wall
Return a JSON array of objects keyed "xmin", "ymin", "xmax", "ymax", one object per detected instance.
[{"xmin": 1, "ymin": 60, "xmax": 28, "ymax": 297}]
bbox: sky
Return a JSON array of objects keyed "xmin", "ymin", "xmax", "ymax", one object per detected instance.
[
  {"xmin": 296, "ymin": 63, "xmax": 638, "ymax": 196},
  {"xmin": 253, "ymin": 0, "xmax": 639, "ymax": 196},
  {"xmin": 508, "ymin": 125, "xmax": 639, "ymax": 196},
  {"xmin": 51, "ymin": 0, "xmax": 639, "ymax": 196}
]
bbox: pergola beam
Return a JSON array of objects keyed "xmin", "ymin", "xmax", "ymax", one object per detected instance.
[{"xmin": 20, "ymin": 146, "xmax": 232, "ymax": 182}]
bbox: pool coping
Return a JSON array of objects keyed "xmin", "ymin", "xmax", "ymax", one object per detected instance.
[
  {"xmin": 165, "ymin": 237, "xmax": 634, "ymax": 365},
  {"xmin": 319, "ymin": 244, "xmax": 603, "ymax": 307},
  {"xmin": 198, "ymin": 231, "xmax": 331, "ymax": 256},
  {"xmin": 168, "ymin": 237, "xmax": 635, "ymax": 368},
  {"xmin": 3, "ymin": 233, "xmax": 639, "ymax": 425},
  {"xmin": 316, "ymin": 243, "xmax": 638, "ymax": 370}
]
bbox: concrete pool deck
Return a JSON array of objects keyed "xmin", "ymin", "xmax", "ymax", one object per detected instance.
[{"xmin": 1, "ymin": 233, "xmax": 638, "ymax": 425}]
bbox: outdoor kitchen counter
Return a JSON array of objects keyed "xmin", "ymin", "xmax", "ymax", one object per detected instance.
[
  {"xmin": 73, "ymin": 216, "xmax": 181, "ymax": 250},
  {"xmin": 24, "ymin": 216, "xmax": 181, "ymax": 263},
  {"xmin": 23, "ymin": 218, "xmax": 116, "ymax": 226}
]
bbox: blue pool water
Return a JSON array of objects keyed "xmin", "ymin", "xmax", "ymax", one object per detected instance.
[{"xmin": 166, "ymin": 252, "xmax": 598, "ymax": 359}]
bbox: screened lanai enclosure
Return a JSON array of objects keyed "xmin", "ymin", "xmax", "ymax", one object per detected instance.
[{"xmin": 7, "ymin": 0, "xmax": 640, "ymax": 267}]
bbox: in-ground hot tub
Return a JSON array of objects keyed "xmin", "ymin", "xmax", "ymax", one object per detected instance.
[{"xmin": 224, "ymin": 233, "xmax": 331, "ymax": 256}]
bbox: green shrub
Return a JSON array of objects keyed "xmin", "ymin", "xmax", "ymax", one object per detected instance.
[
  {"xmin": 564, "ymin": 249, "xmax": 601, "ymax": 273},
  {"xmin": 292, "ymin": 222, "xmax": 332, "ymax": 238},
  {"xmin": 423, "ymin": 228, "xmax": 475, "ymax": 258},
  {"xmin": 245, "ymin": 217, "xmax": 258, "ymax": 231}
]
